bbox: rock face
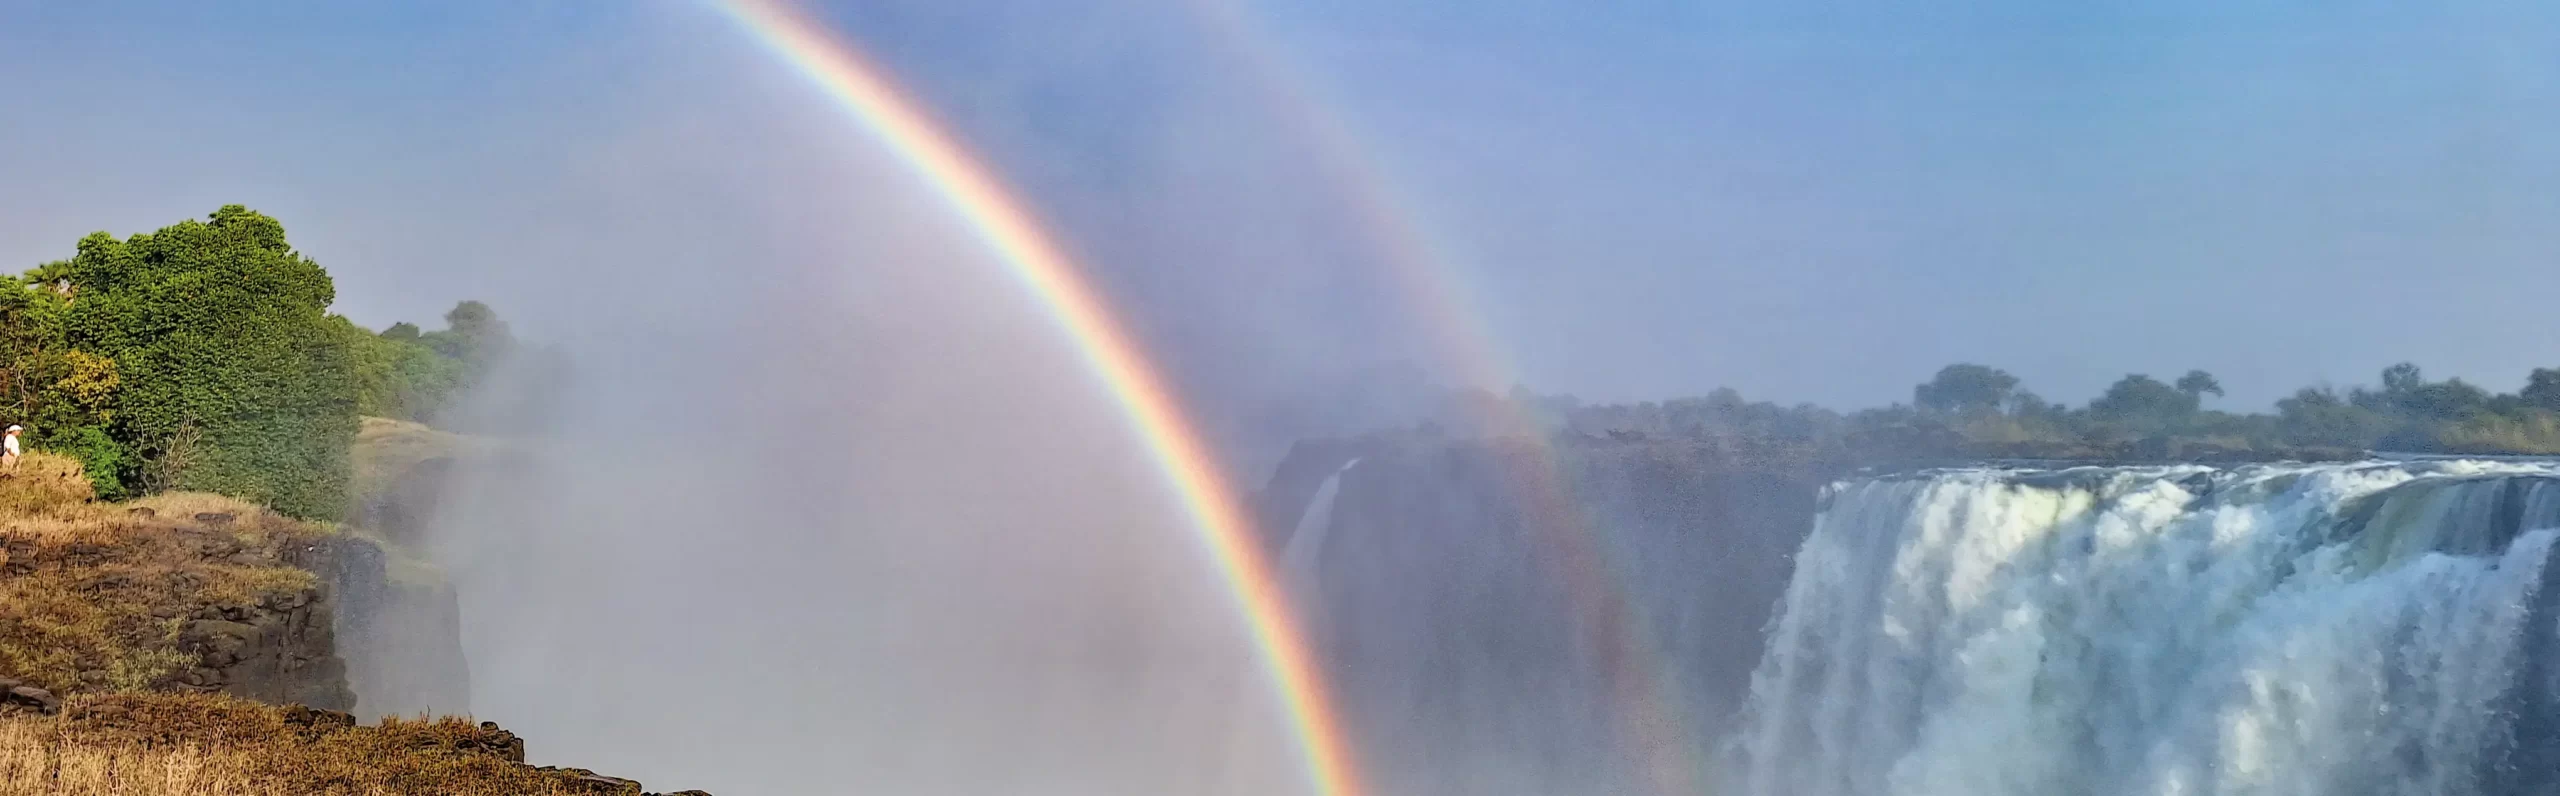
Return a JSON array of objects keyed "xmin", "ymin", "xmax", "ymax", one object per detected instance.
[
  {"xmin": 168, "ymin": 576, "xmax": 356, "ymax": 712},
  {"xmin": 359, "ymin": 455, "xmax": 455, "ymax": 550},
  {"xmin": 289, "ymin": 534, "xmax": 471, "ymax": 720},
  {"xmin": 1256, "ymin": 434, "xmax": 1820, "ymax": 795}
]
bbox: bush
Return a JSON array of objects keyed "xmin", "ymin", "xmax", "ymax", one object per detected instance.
[{"xmin": 24, "ymin": 207, "xmax": 356, "ymax": 518}]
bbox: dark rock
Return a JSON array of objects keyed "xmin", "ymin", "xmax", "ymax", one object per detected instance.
[
  {"xmin": 3, "ymin": 684, "xmax": 62, "ymax": 715},
  {"xmin": 193, "ymin": 512, "xmax": 235, "ymax": 527},
  {"xmin": 575, "ymin": 774, "xmax": 642, "ymax": 790},
  {"xmin": 280, "ymin": 704, "xmax": 356, "ymax": 737},
  {"xmin": 1257, "ymin": 436, "xmax": 1821, "ymax": 795},
  {"xmin": 300, "ymin": 534, "xmax": 470, "ymax": 719}
]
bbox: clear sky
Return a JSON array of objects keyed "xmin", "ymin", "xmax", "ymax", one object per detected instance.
[{"xmin": 7, "ymin": 0, "xmax": 2559, "ymax": 420}]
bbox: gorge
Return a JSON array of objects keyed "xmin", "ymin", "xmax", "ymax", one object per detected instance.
[{"xmin": 1261, "ymin": 436, "xmax": 2560, "ymax": 796}]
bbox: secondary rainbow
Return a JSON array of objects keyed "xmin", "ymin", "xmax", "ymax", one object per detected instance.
[
  {"xmin": 1175, "ymin": 3, "xmax": 1708, "ymax": 790},
  {"xmin": 704, "ymin": 2, "xmax": 1362, "ymax": 795}
]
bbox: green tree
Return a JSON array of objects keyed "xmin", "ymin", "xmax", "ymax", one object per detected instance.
[
  {"xmin": 2276, "ymin": 387, "xmax": 2390, "ymax": 448},
  {"xmin": 2088, "ymin": 374, "xmax": 2195, "ymax": 431},
  {"xmin": 421, "ymin": 300, "xmax": 514, "ymax": 386},
  {"xmin": 2522, "ymin": 368, "xmax": 2560, "ymax": 412},
  {"xmin": 44, "ymin": 206, "xmax": 357, "ymax": 516},
  {"xmin": 1914, "ymin": 364, "xmax": 2020, "ymax": 414},
  {"xmin": 2175, "ymin": 370, "xmax": 2224, "ymax": 405}
]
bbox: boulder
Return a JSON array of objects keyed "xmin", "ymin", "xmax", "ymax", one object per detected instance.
[{"xmin": 0, "ymin": 682, "xmax": 61, "ymax": 715}]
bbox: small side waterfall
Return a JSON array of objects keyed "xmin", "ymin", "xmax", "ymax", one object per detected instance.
[
  {"xmin": 1733, "ymin": 461, "xmax": 2560, "ymax": 796},
  {"xmin": 1282, "ymin": 458, "xmax": 1359, "ymax": 586}
]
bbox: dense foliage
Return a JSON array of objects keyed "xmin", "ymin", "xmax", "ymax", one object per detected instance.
[{"xmin": 0, "ymin": 207, "xmax": 510, "ymax": 516}]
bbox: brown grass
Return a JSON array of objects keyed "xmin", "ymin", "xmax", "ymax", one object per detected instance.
[
  {"xmin": 0, "ymin": 693, "xmax": 647, "ymax": 795},
  {"xmin": 0, "ymin": 453, "xmax": 99, "ymax": 520},
  {"xmin": 349, "ymin": 417, "xmax": 480, "ymax": 509},
  {"xmin": 0, "ymin": 456, "xmax": 325, "ymax": 696},
  {"xmin": 0, "ymin": 455, "xmax": 695, "ymax": 795}
]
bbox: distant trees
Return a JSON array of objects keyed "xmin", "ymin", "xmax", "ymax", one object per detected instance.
[
  {"xmin": 2527, "ymin": 368, "xmax": 2560, "ymax": 413},
  {"xmin": 345, "ymin": 301, "xmax": 508, "ymax": 425},
  {"xmin": 2175, "ymin": 370, "xmax": 2224, "ymax": 404},
  {"xmin": 2087, "ymin": 375, "xmax": 2195, "ymax": 431},
  {"xmin": 1914, "ymin": 364, "xmax": 2019, "ymax": 414},
  {"xmin": 2355, "ymin": 363, "xmax": 2492, "ymax": 422},
  {"xmin": 2, "ymin": 206, "xmax": 517, "ymax": 516},
  {"xmin": 1505, "ymin": 359, "xmax": 2560, "ymax": 461},
  {"xmin": 2275, "ymin": 387, "xmax": 2391, "ymax": 448}
]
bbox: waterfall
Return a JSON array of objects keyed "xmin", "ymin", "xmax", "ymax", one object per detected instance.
[
  {"xmin": 1733, "ymin": 461, "xmax": 2560, "ymax": 796},
  {"xmin": 1282, "ymin": 458, "xmax": 1359, "ymax": 585}
]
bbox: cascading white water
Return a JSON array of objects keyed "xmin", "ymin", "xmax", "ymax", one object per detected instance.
[
  {"xmin": 1734, "ymin": 460, "xmax": 2560, "ymax": 796},
  {"xmin": 1281, "ymin": 458, "xmax": 1359, "ymax": 584}
]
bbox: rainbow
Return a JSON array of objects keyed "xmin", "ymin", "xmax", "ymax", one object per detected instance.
[
  {"xmin": 704, "ymin": 2, "xmax": 1362, "ymax": 795},
  {"xmin": 1174, "ymin": 3, "xmax": 1708, "ymax": 791}
]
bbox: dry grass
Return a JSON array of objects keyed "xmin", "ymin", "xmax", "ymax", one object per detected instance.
[
  {"xmin": 0, "ymin": 457, "xmax": 325, "ymax": 696},
  {"xmin": 0, "ymin": 693, "xmax": 648, "ymax": 795},
  {"xmin": 349, "ymin": 418, "xmax": 478, "ymax": 508},
  {"xmin": 0, "ymin": 453, "xmax": 99, "ymax": 520},
  {"xmin": 0, "ymin": 455, "xmax": 696, "ymax": 795}
]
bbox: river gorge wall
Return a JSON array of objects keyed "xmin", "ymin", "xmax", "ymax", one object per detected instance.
[{"xmin": 1254, "ymin": 435, "xmax": 1825, "ymax": 795}]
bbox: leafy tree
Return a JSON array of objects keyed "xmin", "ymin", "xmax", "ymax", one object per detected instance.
[
  {"xmin": 2175, "ymin": 370, "xmax": 2224, "ymax": 404},
  {"xmin": 2382, "ymin": 362, "xmax": 2425, "ymax": 396},
  {"xmin": 40, "ymin": 206, "xmax": 358, "ymax": 516},
  {"xmin": 2410, "ymin": 379, "xmax": 2492, "ymax": 421},
  {"xmin": 2088, "ymin": 374, "xmax": 2196, "ymax": 431},
  {"xmin": 1914, "ymin": 364, "xmax": 2019, "ymax": 414},
  {"xmin": 421, "ymin": 300, "xmax": 514, "ymax": 386},
  {"xmin": 2522, "ymin": 368, "xmax": 2560, "ymax": 412},
  {"xmin": 2275, "ymin": 387, "xmax": 2390, "ymax": 447}
]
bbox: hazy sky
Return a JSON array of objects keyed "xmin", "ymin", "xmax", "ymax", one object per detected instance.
[{"xmin": 7, "ymin": 0, "xmax": 2559, "ymax": 418}]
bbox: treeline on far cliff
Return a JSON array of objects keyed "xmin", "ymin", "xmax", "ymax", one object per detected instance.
[
  {"xmin": 1347, "ymin": 361, "xmax": 2560, "ymax": 463},
  {"xmin": 0, "ymin": 206, "xmax": 534, "ymax": 516}
]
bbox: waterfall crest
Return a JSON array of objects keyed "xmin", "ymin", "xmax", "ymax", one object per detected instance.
[{"xmin": 1735, "ymin": 461, "xmax": 2560, "ymax": 796}]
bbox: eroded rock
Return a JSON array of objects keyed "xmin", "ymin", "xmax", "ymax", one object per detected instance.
[{"xmin": 0, "ymin": 679, "xmax": 62, "ymax": 715}]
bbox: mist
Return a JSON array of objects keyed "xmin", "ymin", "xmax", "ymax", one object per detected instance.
[
  {"xmin": 14, "ymin": 0, "xmax": 2560, "ymax": 793},
  {"xmin": 408, "ymin": 58, "xmax": 1287, "ymax": 796}
]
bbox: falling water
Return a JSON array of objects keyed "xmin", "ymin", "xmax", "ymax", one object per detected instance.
[
  {"xmin": 1282, "ymin": 459, "xmax": 1359, "ymax": 587},
  {"xmin": 1733, "ymin": 460, "xmax": 2560, "ymax": 796}
]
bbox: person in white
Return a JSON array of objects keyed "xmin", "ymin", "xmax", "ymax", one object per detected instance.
[{"xmin": 3, "ymin": 425, "xmax": 21, "ymax": 472}]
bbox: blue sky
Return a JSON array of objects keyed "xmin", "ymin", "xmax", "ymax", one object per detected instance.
[{"xmin": 7, "ymin": 0, "xmax": 2560, "ymax": 417}]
